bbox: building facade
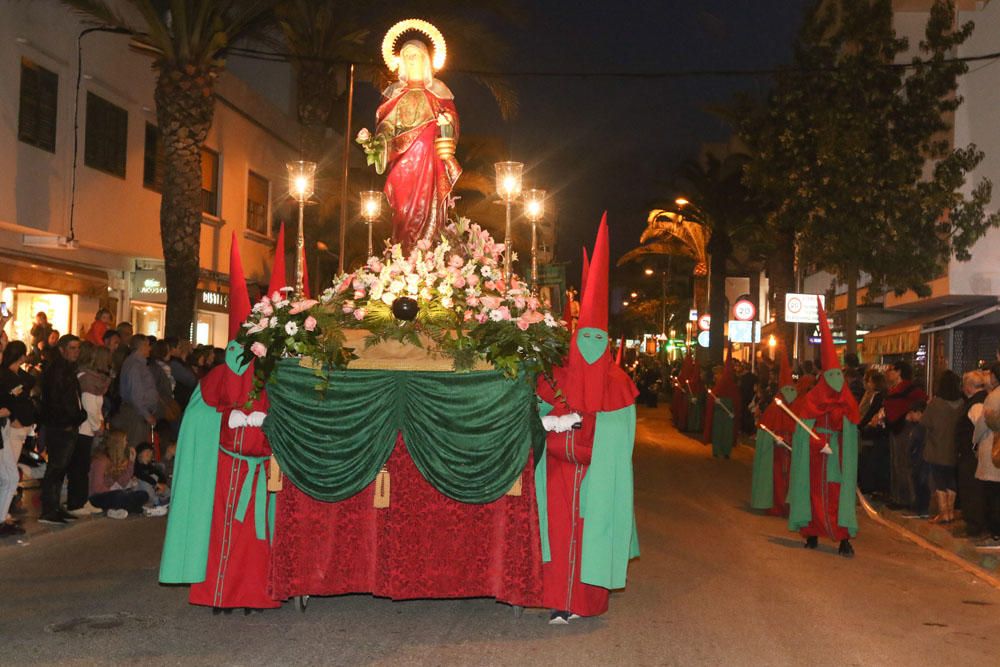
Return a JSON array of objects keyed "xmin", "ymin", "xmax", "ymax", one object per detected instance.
[{"xmin": 0, "ymin": 3, "xmax": 332, "ymax": 347}]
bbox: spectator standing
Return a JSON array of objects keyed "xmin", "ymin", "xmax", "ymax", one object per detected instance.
[
  {"xmin": 858, "ymin": 369, "xmax": 889, "ymax": 494},
  {"xmin": 167, "ymin": 338, "xmax": 197, "ymax": 408},
  {"xmin": 84, "ymin": 308, "xmax": 112, "ymax": 346},
  {"xmin": 0, "ymin": 341, "xmax": 36, "ymax": 536},
  {"xmin": 69, "ymin": 344, "xmax": 112, "ymax": 517},
  {"xmin": 973, "ymin": 381, "xmax": 1000, "ymax": 548},
  {"xmin": 30, "ymin": 312, "xmax": 52, "ymax": 351},
  {"xmin": 956, "ymin": 371, "xmax": 989, "ymax": 537},
  {"xmin": 920, "ymin": 370, "xmax": 964, "ymax": 523},
  {"xmin": 88, "ymin": 431, "xmax": 148, "ymax": 518},
  {"xmin": 111, "ymin": 322, "xmax": 134, "ymax": 376},
  {"xmin": 844, "ymin": 353, "xmax": 865, "ymax": 404},
  {"xmin": 38, "ymin": 335, "xmax": 87, "ymax": 524},
  {"xmin": 111, "ymin": 335, "xmax": 159, "ymax": 447},
  {"xmin": 102, "ymin": 329, "xmax": 121, "ymax": 357},
  {"xmin": 902, "ymin": 402, "xmax": 929, "ymax": 518},
  {"xmin": 883, "ymin": 360, "xmax": 928, "ymax": 510}
]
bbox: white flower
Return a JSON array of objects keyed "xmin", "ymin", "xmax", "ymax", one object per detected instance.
[
  {"xmin": 284, "ymin": 320, "xmax": 298, "ymax": 336},
  {"xmin": 489, "ymin": 309, "xmax": 505, "ymax": 322},
  {"xmin": 544, "ymin": 313, "xmax": 557, "ymax": 328},
  {"xmin": 481, "ymin": 265, "xmax": 494, "ymax": 279},
  {"xmin": 269, "ymin": 317, "xmax": 278, "ymax": 329},
  {"xmin": 382, "ymin": 292, "xmax": 396, "ymax": 305}
]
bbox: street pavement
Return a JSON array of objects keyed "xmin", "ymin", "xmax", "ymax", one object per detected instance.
[{"xmin": 3, "ymin": 406, "xmax": 1000, "ymax": 666}]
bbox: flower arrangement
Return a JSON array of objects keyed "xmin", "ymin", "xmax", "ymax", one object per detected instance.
[{"xmin": 238, "ymin": 217, "xmax": 568, "ymax": 392}]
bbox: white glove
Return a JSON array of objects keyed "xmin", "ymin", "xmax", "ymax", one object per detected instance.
[
  {"xmin": 246, "ymin": 411, "xmax": 267, "ymax": 428},
  {"xmin": 820, "ymin": 444, "xmax": 833, "ymax": 455},
  {"xmin": 542, "ymin": 413, "xmax": 583, "ymax": 433},
  {"xmin": 228, "ymin": 411, "xmax": 249, "ymax": 429},
  {"xmin": 541, "ymin": 415, "xmax": 561, "ymax": 432}
]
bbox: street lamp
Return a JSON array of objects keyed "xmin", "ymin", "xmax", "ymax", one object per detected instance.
[
  {"xmin": 494, "ymin": 161, "xmax": 523, "ymax": 286},
  {"xmin": 287, "ymin": 160, "xmax": 317, "ymax": 296},
  {"xmin": 522, "ymin": 188, "xmax": 545, "ymax": 294},
  {"xmin": 359, "ymin": 190, "xmax": 383, "ymax": 258}
]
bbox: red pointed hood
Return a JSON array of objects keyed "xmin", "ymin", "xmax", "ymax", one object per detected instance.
[
  {"xmin": 577, "ymin": 213, "xmax": 608, "ymax": 333},
  {"xmin": 268, "ymin": 222, "xmax": 287, "ymax": 297},
  {"xmin": 538, "ymin": 212, "xmax": 636, "ymax": 413},
  {"xmin": 713, "ymin": 347, "xmax": 738, "ymax": 399},
  {"xmin": 615, "ymin": 333, "xmax": 625, "ymax": 366},
  {"xmin": 228, "ymin": 232, "xmax": 251, "ymax": 340},
  {"xmin": 581, "ymin": 246, "xmax": 591, "ymax": 301},
  {"xmin": 799, "ymin": 297, "xmax": 860, "ymax": 424}
]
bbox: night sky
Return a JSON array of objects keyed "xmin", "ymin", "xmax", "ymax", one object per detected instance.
[{"xmin": 354, "ymin": 1, "xmax": 816, "ymax": 279}]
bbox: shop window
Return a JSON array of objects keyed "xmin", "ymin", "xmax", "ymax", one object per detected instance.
[
  {"xmin": 18, "ymin": 57, "xmax": 58, "ymax": 153},
  {"xmin": 84, "ymin": 92, "xmax": 128, "ymax": 178},
  {"xmin": 202, "ymin": 147, "xmax": 219, "ymax": 216},
  {"xmin": 143, "ymin": 122, "xmax": 164, "ymax": 192},
  {"xmin": 246, "ymin": 171, "xmax": 270, "ymax": 236}
]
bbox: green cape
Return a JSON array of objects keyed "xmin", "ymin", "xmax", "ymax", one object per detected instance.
[
  {"xmin": 710, "ymin": 398, "xmax": 735, "ymax": 458},
  {"xmin": 750, "ymin": 428, "xmax": 776, "ymax": 510},
  {"xmin": 786, "ymin": 417, "xmax": 859, "ymax": 537},
  {"xmin": 159, "ymin": 385, "xmax": 221, "ymax": 584}
]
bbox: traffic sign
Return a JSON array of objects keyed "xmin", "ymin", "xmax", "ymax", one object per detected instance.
[
  {"xmin": 785, "ymin": 293, "xmax": 826, "ymax": 324},
  {"xmin": 697, "ymin": 330, "xmax": 710, "ymax": 347},
  {"xmin": 697, "ymin": 313, "xmax": 711, "ymax": 331},
  {"xmin": 733, "ymin": 299, "xmax": 756, "ymax": 322}
]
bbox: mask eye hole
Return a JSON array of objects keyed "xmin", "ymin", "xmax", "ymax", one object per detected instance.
[{"xmin": 583, "ymin": 333, "xmax": 591, "ymax": 338}]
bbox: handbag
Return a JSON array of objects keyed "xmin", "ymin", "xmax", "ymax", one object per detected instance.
[{"xmin": 159, "ymin": 397, "xmax": 182, "ymax": 422}]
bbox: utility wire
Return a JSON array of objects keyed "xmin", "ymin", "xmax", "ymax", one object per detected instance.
[{"xmin": 223, "ymin": 44, "xmax": 1000, "ymax": 79}]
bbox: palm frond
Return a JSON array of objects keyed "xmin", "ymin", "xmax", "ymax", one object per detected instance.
[
  {"xmin": 58, "ymin": 0, "xmax": 141, "ymax": 32},
  {"xmin": 470, "ymin": 74, "xmax": 518, "ymax": 121}
]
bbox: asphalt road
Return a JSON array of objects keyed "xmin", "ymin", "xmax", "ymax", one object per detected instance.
[{"xmin": 3, "ymin": 406, "xmax": 1000, "ymax": 666}]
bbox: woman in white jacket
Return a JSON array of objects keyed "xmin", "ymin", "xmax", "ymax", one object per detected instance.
[
  {"xmin": 972, "ymin": 372, "xmax": 1000, "ymax": 548},
  {"xmin": 69, "ymin": 344, "xmax": 112, "ymax": 517}
]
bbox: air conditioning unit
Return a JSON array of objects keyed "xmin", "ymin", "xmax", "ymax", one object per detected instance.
[{"xmin": 22, "ymin": 235, "xmax": 79, "ymax": 249}]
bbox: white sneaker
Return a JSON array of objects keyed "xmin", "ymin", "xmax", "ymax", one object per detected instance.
[
  {"xmin": 68, "ymin": 502, "xmax": 102, "ymax": 517},
  {"xmin": 106, "ymin": 509, "xmax": 129, "ymax": 520},
  {"xmin": 143, "ymin": 505, "xmax": 168, "ymax": 517}
]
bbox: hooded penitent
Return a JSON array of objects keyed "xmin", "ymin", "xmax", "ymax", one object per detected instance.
[
  {"xmin": 786, "ymin": 297, "xmax": 861, "ymax": 542},
  {"xmin": 672, "ymin": 351, "xmax": 694, "ymax": 428},
  {"xmin": 702, "ymin": 346, "xmax": 740, "ymax": 458},
  {"xmin": 751, "ymin": 345, "xmax": 799, "ymax": 514},
  {"xmin": 161, "ymin": 233, "xmax": 279, "ymax": 608},
  {"xmin": 534, "ymin": 212, "xmax": 639, "ymax": 618}
]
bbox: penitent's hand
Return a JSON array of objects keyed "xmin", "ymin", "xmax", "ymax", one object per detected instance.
[{"xmin": 246, "ymin": 411, "xmax": 267, "ymax": 428}]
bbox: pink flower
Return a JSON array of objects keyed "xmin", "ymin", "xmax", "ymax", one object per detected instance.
[
  {"xmin": 356, "ymin": 128, "xmax": 371, "ymax": 143},
  {"xmin": 367, "ymin": 257, "xmax": 383, "ymax": 272},
  {"xmin": 289, "ymin": 299, "xmax": 318, "ymax": 314},
  {"xmin": 476, "ymin": 312, "xmax": 489, "ymax": 324},
  {"xmin": 466, "ymin": 274, "xmax": 479, "ymax": 287},
  {"xmin": 521, "ymin": 310, "xmax": 545, "ymax": 325},
  {"xmin": 260, "ymin": 303, "xmax": 274, "ymax": 317},
  {"xmin": 513, "ymin": 296, "xmax": 526, "ymax": 309},
  {"xmin": 463, "ymin": 311, "xmax": 473, "ymax": 322},
  {"xmin": 453, "ymin": 275, "xmax": 466, "ymax": 289},
  {"xmin": 271, "ymin": 291, "xmax": 282, "ymax": 302},
  {"xmin": 337, "ymin": 275, "xmax": 352, "ymax": 293},
  {"xmin": 480, "ymin": 295, "xmax": 501, "ymax": 310},
  {"xmin": 449, "ymin": 255, "xmax": 465, "ymax": 269},
  {"xmin": 417, "ymin": 239, "xmax": 432, "ymax": 251},
  {"xmin": 354, "ymin": 308, "xmax": 366, "ymax": 321},
  {"xmin": 250, "ymin": 342, "xmax": 267, "ymax": 358},
  {"xmin": 466, "ymin": 295, "xmax": 480, "ymax": 307},
  {"xmin": 352, "ymin": 278, "xmax": 366, "ymax": 291},
  {"xmin": 304, "ymin": 316, "xmax": 317, "ymax": 332},
  {"xmin": 516, "ymin": 318, "xmax": 530, "ymax": 331},
  {"xmin": 354, "ymin": 289, "xmax": 366, "ymax": 300}
]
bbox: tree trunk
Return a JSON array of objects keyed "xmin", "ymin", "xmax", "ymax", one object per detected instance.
[
  {"xmin": 707, "ymin": 229, "xmax": 731, "ymax": 366},
  {"xmin": 155, "ymin": 64, "xmax": 217, "ymax": 340},
  {"xmin": 767, "ymin": 227, "xmax": 796, "ymax": 349},
  {"xmin": 845, "ymin": 266, "xmax": 858, "ymax": 357}
]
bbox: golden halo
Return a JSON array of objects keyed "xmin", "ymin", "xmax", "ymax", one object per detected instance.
[{"xmin": 382, "ymin": 19, "xmax": 447, "ymax": 72}]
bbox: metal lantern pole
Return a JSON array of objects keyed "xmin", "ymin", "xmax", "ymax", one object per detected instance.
[
  {"xmin": 522, "ymin": 189, "xmax": 546, "ymax": 295},
  {"xmin": 296, "ymin": 197, "xmax": 306, "ymax": 294},
  {"xmin": 494, "ymin": 161, "xmax": 523, "ymax": 287},
  {"xmin": 359, "ymin": 190, "xmax": 383, "ymax": 259},
  {"xmin": 287, "ymin": 160, "xmax": 317, "ymax": 297}
]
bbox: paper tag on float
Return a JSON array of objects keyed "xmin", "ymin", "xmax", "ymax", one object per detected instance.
[
  {"xmin": 373, "ymin": 467, "xmax": 390, "ymax": 509},
  {"xmin": 267, "ymin": 455, "xmax": 283, "ymax": 492},
  {"xmin": 506, "ymin": 474, "xmax": 523, "ymax": 497}
]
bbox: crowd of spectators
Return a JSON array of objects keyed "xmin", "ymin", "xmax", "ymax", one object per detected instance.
[{"xmin": 0, "ymin": 310, "xmax": 227, "ymax": 536}]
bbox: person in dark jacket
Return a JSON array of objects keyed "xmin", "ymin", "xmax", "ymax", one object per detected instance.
[
  {"xmin": 0, "ymin": 341, "xmax": 37, "ymax": 535},
  {"xmin": 956, "ymin": 370, "xmax": 990, "ymax": 537},
  {"xmin": 38, "ymin": 335, "xmax": 87, "ymax": 524}
]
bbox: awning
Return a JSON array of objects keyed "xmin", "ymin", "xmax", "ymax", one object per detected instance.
[
  {"xmin": 863, "ymin": 305, "xmax": 984, "ymax": 356},
  {"xmin": 0, "ymin": 252, "xmax": 109, "ymax": 297}
]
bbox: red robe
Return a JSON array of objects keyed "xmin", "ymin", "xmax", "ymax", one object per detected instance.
[
  {"xmin": 537, "ymin": 352, "xmax": 637, "ymax": 616},
  {"xmin": 376, "ymin": 84, "xmax": 461, "ymax": 250},
  {"xmin": 188, "ymin": 364, "xmax": 279, "ymax": 609},
  {"xmin": 757, "ymin": 394, "xmax": 808, "ymax": 517},
  {"xmin": 795, "ymin": 379, "xmax": 860, "ymax": 542}
]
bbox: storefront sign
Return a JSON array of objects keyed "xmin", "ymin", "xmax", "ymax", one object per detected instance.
[
  {"xmin": 198, "ymin": 289, "xmax": 229, "ymax": 312},
  {"xmin": 784, "ymin": 293, "xmax": 825, "ymax": 324},
  {"xmin": 132, "ymin": 270, "xmax": 167, "ymax": 303}
]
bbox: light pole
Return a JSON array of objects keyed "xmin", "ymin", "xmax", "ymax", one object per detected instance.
[
  {"xmin": 287, "ymin": 160, "xmax": 317, "ymax": 297},
  {"xmin": 359, "ymin": 190, "xmax": 383, "ymax": 258},
  {"xmin": 494, "ymin": 161, "xmax": 523, "ymax": 286},
  {"xmin": 522, "ymin": 189, "xmax": 546, "ymax": 294}
]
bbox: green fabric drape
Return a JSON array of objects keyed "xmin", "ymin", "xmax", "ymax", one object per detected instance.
[
  {"xmin": 263, "ymin": 361, "xmax": 541, "ymax": 504},
  {"xmin": 750, "ymin": 428, "xmax": 775, "ymax": 510}
]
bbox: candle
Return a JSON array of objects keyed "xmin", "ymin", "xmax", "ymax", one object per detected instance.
[
  {"xmin": 708, "ymin": 389, "xmax": 735, "ymax": 418},
  {"xmin": 774, "ymin": 398, "xmax": 819, "ymax": 440},
  {"xmin": 759, "ymin": 423, "xmax": 792, "ymax": 451}
]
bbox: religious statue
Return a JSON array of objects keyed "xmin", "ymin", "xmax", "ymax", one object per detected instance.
[{"xmin": 357, "ymin": 20, "xmax": 461, "ymax": 253}]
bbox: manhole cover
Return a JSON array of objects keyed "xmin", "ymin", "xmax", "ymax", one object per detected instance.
[{"xmin": 47, "ymin": 612, "xmax": 155, "ymax": 635}]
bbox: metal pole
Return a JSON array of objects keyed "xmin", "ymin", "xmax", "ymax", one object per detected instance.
[
  {"xmin": 504, "ymin": 199, "xmax": 513, "ymax": 286},
  {"xmin": 530, "ymin": 220, "xmax": 538, "ymax": 295},
  {"xmin": 295, "ymin": 199, "xmax": 305, "ymax": 296},
  {"xmin": 337, "ymin": 63, "xmax": 355, "ymax": 275},
  {"xmin": 367, "ymin": 221, "xmax": 373, "ymax": 258}
]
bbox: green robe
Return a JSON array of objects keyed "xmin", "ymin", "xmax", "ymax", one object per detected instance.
[
  {"xmin": 686, "ymin": 394, "xmax": 704, "ymax": 433},
  {"xmin": 159, "ymin": 385, "xmax": 222, "ymax": 584},
  {"xmin": 750, "ymin": 428, "xmax": 776, "ymax": 510},
  {"xmin": 786, "ymin": 418, "xmax": 859, "ymax": 537},
  {"xmin": 710, "ymin": 398, "xmax": 735, "ymax": 458},
  {"xmin": 534, "ymin": 403, "xmax": 640, "ymax": 590}
]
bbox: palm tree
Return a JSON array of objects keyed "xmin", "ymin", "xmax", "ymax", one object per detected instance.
[{"xmin": 60, "ymin": 0, "xmax": 279, "ymax": 338}]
